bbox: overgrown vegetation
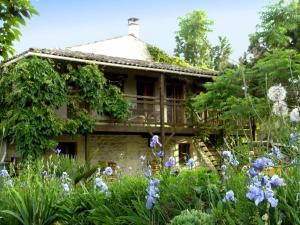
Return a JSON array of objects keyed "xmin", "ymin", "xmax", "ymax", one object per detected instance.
[
  {"xmin": 0, "ymin": 155, "xmax": 219, "ymax": 225},
  {"xmin": 0, "ymin": 57, "xmax": 130, "ymax": 158}
]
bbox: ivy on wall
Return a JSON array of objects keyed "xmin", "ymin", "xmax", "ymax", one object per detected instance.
[{"xmin": 0, "ymin": 57, "xmax": 130, "ymax": 158}]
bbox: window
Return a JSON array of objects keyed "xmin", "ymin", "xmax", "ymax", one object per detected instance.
[
  {"xmin": 105, "ymin": 73, "xmax": 126, "ymax": 92},
  {"xmin": 57, "ymin": 142, "xmax": 77, "ymax": 158},
  {"xmin": 179, "ymin": 143, "xmax": 190, "ymax": 164}
]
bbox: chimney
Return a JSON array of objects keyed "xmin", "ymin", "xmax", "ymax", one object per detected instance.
[{"xmin": 128, "ymin": 17, "xmax": 139, "ymax": 38}]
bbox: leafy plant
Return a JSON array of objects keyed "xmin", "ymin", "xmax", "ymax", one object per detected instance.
[
  {"xmin": 0, "ymin": 0, "xmax": 38, "ymax": 60},
  {"xmin": 168, "ymin": 209, "xmax": 213, "ymax": 225}
]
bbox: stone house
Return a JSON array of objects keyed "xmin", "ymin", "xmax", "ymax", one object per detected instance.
[{"xmin": 4, "ymin": 18, "xmax": 220, "ymax": 173}]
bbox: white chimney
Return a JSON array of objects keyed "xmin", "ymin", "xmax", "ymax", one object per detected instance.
[{"xmin": 128, "ymin": 17, "xmax": 139, "ymax": 38}]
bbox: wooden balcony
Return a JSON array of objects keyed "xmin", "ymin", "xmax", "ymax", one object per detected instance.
[{"xmin": 93, "ymin": 94, "xmax": 197, "ymax": 134}]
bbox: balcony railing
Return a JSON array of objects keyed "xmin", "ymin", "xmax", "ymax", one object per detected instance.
[
  {"xmin": 93, "ymin": 94, "xmax": 194, "ymax": 127},
  {"xmin": 91, "ymin": 95, "xmax": 224, "ymax": 131}
]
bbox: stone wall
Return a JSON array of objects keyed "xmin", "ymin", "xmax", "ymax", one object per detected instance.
[{"xmin": 4, "ymin": 134, "xmax": 206, "ymax": 174}]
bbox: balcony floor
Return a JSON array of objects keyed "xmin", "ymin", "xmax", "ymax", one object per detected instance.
[{"xmin": 94, "ymin": 122, "xmax": 197, "ymax": 135}]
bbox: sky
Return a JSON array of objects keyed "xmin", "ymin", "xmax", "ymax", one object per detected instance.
[{"xmin": 14, "ymin": 0, "xmax": 275, "ymax": 63}]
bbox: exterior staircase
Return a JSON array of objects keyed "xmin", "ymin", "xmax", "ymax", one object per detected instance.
[{"xmin": 193, "ymin": 140, "xmax": 221, "ymax": 172}]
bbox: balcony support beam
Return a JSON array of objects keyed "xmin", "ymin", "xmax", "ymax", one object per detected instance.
[{"xmin": 160, "ymin": 73, "xmax": 165, "ymax": 148}]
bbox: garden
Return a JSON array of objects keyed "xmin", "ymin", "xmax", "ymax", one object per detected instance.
[
  {"xmin": 0, "ymin": 127, "xmax": 299, "ymax": 225},
  {"xmin": 1, "ymin": 0, "xmax": 300, "ymax": 224}
]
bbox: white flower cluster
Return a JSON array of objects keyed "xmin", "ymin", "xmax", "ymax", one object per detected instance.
[
  {"xmin": 267, "ymin": 84, "xmax": 288, "ymax": 116},
  {"xmin": 290, "ymin": 107, "xmax": 300, "ymax": 122},
  {"xmin": 267, "ymin": 84, "xmax": 300, "ymax": 122},
  {"xmin": 267, "ymin": 84, "xmax": 286, "ymax": 102}
]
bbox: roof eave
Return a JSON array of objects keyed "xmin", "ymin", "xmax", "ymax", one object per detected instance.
[{"xmin": 4, "ymin": 50, "xmax": 217, "ymax": 78}]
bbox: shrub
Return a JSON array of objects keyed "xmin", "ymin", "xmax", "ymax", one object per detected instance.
[{"xmin": 169, "ymin": 209, "xmax": 213, "ymax": 225}]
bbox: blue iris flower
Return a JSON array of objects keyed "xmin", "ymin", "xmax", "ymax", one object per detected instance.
[
  {"xmin": 223, "ymin": 190, "xmax": 237, "ymax": 203},
  {"xmin": 103, "ymin": 167, "xmax": 113, "ymax": 176},
  {"xmin": 150, "ymin": 135, "xmax": 161, "ymax": 148},
  {"xmin": 251, "ymin": 157, "xmax": 274, "ymax": 170},
  {"xmin": 165, "ymin": 157, "xmax": 175, "ymax": 168}
]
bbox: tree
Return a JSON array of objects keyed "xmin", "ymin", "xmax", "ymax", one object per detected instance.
[
  {"xmin": 0, "ymin": 0, "xmax": 38, "ymax": 60},
  {"xmin": 174, "ymin": 10, "xmax": 233, "ymax": 70},
  {"xmin": 192, "ymin": 49, "xmax": 300, "ymax": 140},
  {"xmin": 248, "ymin": 0, "xmax": 300, "ymax": 61},
  {"xmin": 210, "ymin": 36, "xmax": 232, "ymax": 71},
  {"xmin": 174, "ymin": 10, "xmax": 214, "ymax": 67}
]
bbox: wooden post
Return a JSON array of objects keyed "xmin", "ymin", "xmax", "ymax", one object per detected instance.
[{"xmin": 160, "ymin": 74, "xmax": 165, "ymax": 149}]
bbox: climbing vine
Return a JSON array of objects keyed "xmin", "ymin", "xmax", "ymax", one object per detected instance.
[
  {"xmin": 0, "ymin": 57, "xmax": 130, "ymax": 158},
  {"xmin": 147, "ymin": 44, "xmax": 191, "ymax": 67}
]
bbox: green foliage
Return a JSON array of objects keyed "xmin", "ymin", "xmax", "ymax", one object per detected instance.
[
  {"xmin": 147, "ymin": 44, "xmax": 192, "ymax": 67},
  {"xmin": 0, "ymin": 57, "xmax": 66, "ymax": 158},
  {"xmin": 248, "ymin": 0, "xmax": 300, "ymax": 61},
  {"xmin": 174, "ymin": 10, "xmax": 232, "ymax": 70},
  {"xmin": 192, "ymin": 49, "xmax": 300, "ymax": 137},
  {"xmin": 169, "ymin": 209, "xmax": 213, "ymax": 225},
  {"xmin": 277, "ymin": 165, "xmax": 300, "ymax": 224},
  {"xmin": 210, "ymin": 36, "xmax": 232, "ymax": 71},
  {"xmin": 174, "ymin": 10, "xmax": 214, "ymax": 67},
  {"xmin": 0, "ymin": 0, "xmax": 38, "ymax": 60},
  {"xmin": 67, "ymin": 168, "xmax": 219, "ymax": 225},
  {"xmin": 0, "ymin": 58, "xmax": 130, "ymax": 158},
  {"xmin": 67, "ymin": 64, "xmax": 106, "ymax": 110},
  {"xmin": 102, "ymin": 85, "xmax": 131, "ymax": 121},
  {"xmin": 0, "ymin": 153, "xmax": 299, "ymax": 225},
  {"xmin": 0, "ymin": 159, "xmax": 62, "ymax": 225}
]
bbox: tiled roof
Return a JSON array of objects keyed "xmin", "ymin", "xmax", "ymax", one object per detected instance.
[{"xmin": 6, "ymin": 48, "xmax": 218, "ymax": 77}]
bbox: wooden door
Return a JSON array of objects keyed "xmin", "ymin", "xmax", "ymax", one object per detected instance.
[
  {"xmin": 167, "ymin": 83, "xmax": 184, "ymax": 124},
  {"xmin": 136, "ymin": 79, "xmax": 155, "ymax": 116}
]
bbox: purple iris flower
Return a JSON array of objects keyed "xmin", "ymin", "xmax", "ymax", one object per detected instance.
[
  {"xmin": 265, "ymin": 188, "xmax": 278, "ymax": 207},
  {"xmin": 261, "ymin": 175, "xmax": 270, "ymax": 185},
  {"xmin": 165, "ymin": 157, "xmax": 175, "ymax": 168},
  {"xmin": 63, "ymin": 183, "xmax": 70, "ymax": 193},
  {"xmin": 144, "ymin": 169, "xmax": 152, "ymax": 178},
  {"xmin": 103, "ymin": 167, "xmax": 113, "ymax": 176},
  {"xmin": 150, "ymin": 135, "xmax": 161, "ymax": 148},
  {"xmin": 271, "ymin": 146, "xmax": 283, "ymax": 159},
  {"xmin": 222, "ymin": 150, "xmax": 239, "ymax": 166},
  {"xmin": 247, "ymin": 182, "xmax": 279, "ymax": 207},
  {"xmin": 53, "ymin": 148, "xmax": 61, "ymax": 154},
  {"xmin": 146, "ymin": 196, "xmax": 154, "ymax": 209},
  {"xmin": 290, "ymin": 133, "xmax": 297, "ymax": 139},
  {"xmin": 95, "ymin": 177, "xmax": 103, "ymax": 187},
  {"xmin": 289, "ymin": 140, "xmax": 295, "ymax": 146},
  {"xmin": 41, "ymin": 170, "xmax": 47, "ymax": 176},
  {"xmin": 270, "ymin": 175, "xmax": 285, "ymax": 187},
  {"xmin": 222, "ymin": 151, "xmax": 232, "ymax": 158},
  {"xmin": 145, "ymin": 179, "xmax": 160, "ymax": 209},
  {"xmin": 186, "ymin": 158, "xmax": 195, "ymax": 169},
  {"xmin": 0, "ymin": 169, "xmax": 9, "ymax": 177},
  {"xmin": 100, "ymin": 183, "xmax": 108, "ymax": 193},
  {"xmin": 251, "ymin": 157, "xmax": 274, "ymax": 170},
  {"xmin": 246, "ymin": 184, "xmax": 265, "ymax": 206},
  {"xmin": 222, "ymin": 190, "xmax": 237, "ymax": 203},
  {"xmin": 156, "ymin": 150, "xmax": 164, "ymax": 158},
  {"xmin": 248, "ymin": 169, "xmax": 259, "ymax": 177},
  {"xmin": 95, "ymin": 177, "xmax": 109, "ymax": 193}
]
